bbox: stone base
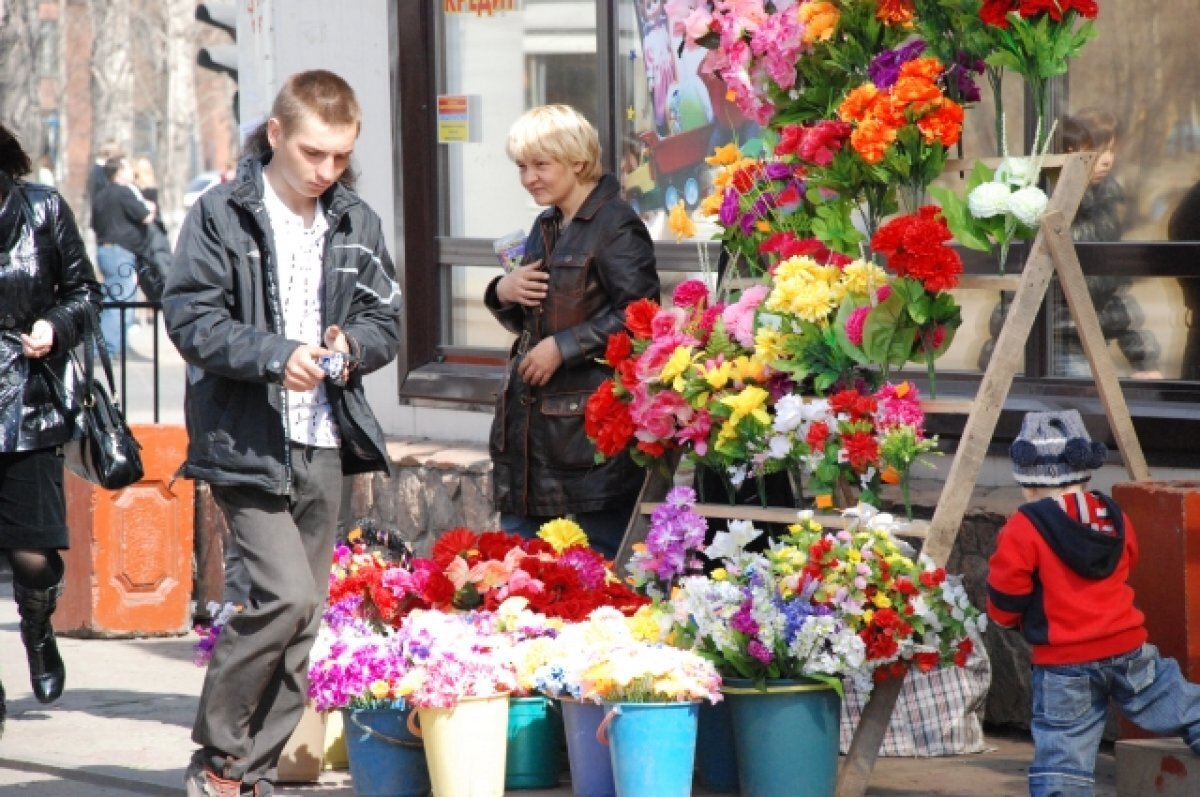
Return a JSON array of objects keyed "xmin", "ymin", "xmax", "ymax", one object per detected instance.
[{"xmin": 1115, "ymin": 739, "xmax": 1200, "ymax": 797}]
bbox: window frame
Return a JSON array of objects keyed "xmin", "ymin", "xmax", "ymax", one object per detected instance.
[{"xmin": 389, "ymin": 0, "xmax": 1200, "ymax": 462}]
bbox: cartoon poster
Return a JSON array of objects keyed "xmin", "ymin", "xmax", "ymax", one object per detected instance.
[{"xmin": 620, "ymin": 0, "xmax": 763, "ymax": 231}]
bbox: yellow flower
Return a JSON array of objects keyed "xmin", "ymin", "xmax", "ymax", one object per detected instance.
[
  {"xmin": 347, "ymin": 527, "xmax": 363, "ymax": 543},
  {"xmin": 872, "ymin": 593, "xmax": 893, "ymax": 609},
  {"xmin": 660, "ymin": 345, "xmax": 693, "ymax": 385},
  {"xmin": 847, "ymin": 548, "xmax": 862, "ymax": 564},
  {"xmin": 711, "ymin": 567, "xmax": 728, "ymax": 581},
  {"xmin": 706, "ymin": 142, "xmax": 742, "ymax": 166},
  {"xmin": 699, "ymin": 190, "xmax": 724, "ymax": 217},
  {"xmin": 756, "ymin": 219, "xmax": 772, "ymax": 233},
  {"xmin": 863, "ymin": 608, "xmax": 874, "ymax": 624},
  {"xmin": 368, "ymin": 679, "xmax": 391, "ymax": 699},
  {"xmin": 768, "ymin": 277, "xmax": 837, "ymax": 324},
  {"xmin": 841, "ymin": 259, "xmax": 890, "ymax": 297},
  {"xmin": 730, "ymin": 355, "xmax": 766, "ymax": 384},
  {"xmin": 668, "ymin": 200, "xmax": 697, "ymax": 242},
  {"xmin": 721, "ymin": 385, "xmax": 772, "ymax": 429},
  {"xmin": 754, "ymin": 326, "xmax": 787, "ymax": 362},
  {"xmin": 537, "ymin": 518, "xmax": 589, "ymax": 553},
  {"xmin": 698, "ymin": 358, "xmax": 734, "ymax": 390}
]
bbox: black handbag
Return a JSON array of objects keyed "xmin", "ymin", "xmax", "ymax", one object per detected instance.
[{"xmin": 54, "ymin": 313, "xmax": 144, "ymax": 489}]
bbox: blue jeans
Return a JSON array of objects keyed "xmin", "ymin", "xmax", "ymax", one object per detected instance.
[
  {"xmin": 1030, "ymin": 644, "xmax": 1200, "ymax": 797},
  {"xmin": 500, "ymin": 504, "xmax": 635, "ymax": 561},
  {"xmin": 96, "ymin": 243, "xmax": 138, "ymax": 356}
]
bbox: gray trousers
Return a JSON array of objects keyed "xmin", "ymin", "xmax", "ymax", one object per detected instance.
[{"xmin": 192, "ymin": 444, "xmax": 342, "ymax": 788}]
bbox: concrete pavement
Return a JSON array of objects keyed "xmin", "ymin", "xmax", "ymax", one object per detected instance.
[{"xmin": 0, "ymin": 573, "xmax": 1119, "ymax": 797}]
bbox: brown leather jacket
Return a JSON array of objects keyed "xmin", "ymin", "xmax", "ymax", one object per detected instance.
[{"xmin": 485, "ymin": 174, "xmax": 659, "ymax": 517}]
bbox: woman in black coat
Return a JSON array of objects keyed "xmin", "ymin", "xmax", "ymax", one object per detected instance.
[
  {"xmin": 485, "ymin": 105, "xmax": 660, "ymax": 558},
  {"xmin": 0, "ymin": 123, "xmax": 102, "ymax": 732}
]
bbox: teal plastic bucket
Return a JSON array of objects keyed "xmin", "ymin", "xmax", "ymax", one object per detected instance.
[
  {"xmin": 722, "ymin": 679, "xmax": 840, "ymax": 797},
  {"xmin": 695, "ymin": 698, "xmax": 739, "ymax": 792},
  {"xmin": 341, "ymin": 707, "xmax": 430, "ymax": 797},
  {"xmin": 506, "ymin": 695, "xmax": 564, "ymax": 789},
  {"xmin": 600, "ymin": 702, "xmax": 699, "ymax": 797},
  {"xmin": 560, "ymin": 699, "xmax": 616, "ymax": 797}
]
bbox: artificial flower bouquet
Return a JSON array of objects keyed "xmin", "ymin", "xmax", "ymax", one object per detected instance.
[
  {"xmin": 325, "ymin": 520, "xmax": 646, "ymax": 629},
  {"xmin": 308, "ymin": 616, "xmax": 412, "ymax": 712},
  {"xmin": 670, "ymin": 499, "xmax": 984, "ymax": 695}
]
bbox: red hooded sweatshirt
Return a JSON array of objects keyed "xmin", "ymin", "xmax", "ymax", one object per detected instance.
[{"xmin": 986, "ymin": 489, "xmax": 1147, "ymax": 666}]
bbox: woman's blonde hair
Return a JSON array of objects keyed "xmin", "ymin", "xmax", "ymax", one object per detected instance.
[
  {"xmin": 132, "ymin": 156, "xmax": 157, "ymax": 190},
  {"xmin": 506, "ymin": 105, "xmax": 602, "ymax": 183}
]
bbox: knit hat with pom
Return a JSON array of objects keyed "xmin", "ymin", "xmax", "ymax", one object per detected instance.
[{"xmin": 1010, "ymin": 410, "xmax": 1108, "ymax": 488}]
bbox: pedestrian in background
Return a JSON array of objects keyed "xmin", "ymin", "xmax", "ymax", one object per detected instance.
[
  {"xmin": 91, "ymin": 155, "xmax": 153, "ymax": 357},
  {"xmin": 0, "ymin": 122, "xmax": 102, "ymax": 736},
  {"xmin": 164, "ymin": 69, "xmax": 402, "ymax": 797},
  {"xmin": 485, "ymin": 104, "xmax": 660, "ymax": 559},
  {"xmin": 988, "ymin": 410, "xmax": 1200, "ymax": 796}
]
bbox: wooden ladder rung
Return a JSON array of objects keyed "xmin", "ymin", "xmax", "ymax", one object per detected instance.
[
  {"xmin": 637, "ymin": 502, "xmax": 929, "ymax": 538},
  {"xmin": 943, "ymin": 152, "xmax": 1089, "ymax": 174},
  {"xmin": 919, "ymin": 398, "xmax": 976, "ymax": 415},
  {"xmin": 956, "ymin": 275, "xmax": 1022, "ymax": 292}
]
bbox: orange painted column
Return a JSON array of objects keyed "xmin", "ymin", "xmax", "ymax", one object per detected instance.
[
  {"xmin": 58, "ymin": 424, "xmax": 195, "ymax": 637},
  {"xmin": 1112, "ymin": 481, "xmax": 1200, "ymax": 740}
]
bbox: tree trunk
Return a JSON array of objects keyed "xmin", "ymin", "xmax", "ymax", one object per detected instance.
[
  {"xmin": 0, "ymin": 0, "xmax": 48, "ymax": 163},
  {"xmin": 87, "ymin": 0, "xmax": 134, "ymax": 156},
  {"xmin": 159, "ymin": 0, "xmax": 197, "ymax": 232}
]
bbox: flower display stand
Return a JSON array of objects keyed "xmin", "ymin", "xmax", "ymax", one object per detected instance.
[{"xmin": 614, "ymin": 152, "xmax": 1154, "ymax": 797}]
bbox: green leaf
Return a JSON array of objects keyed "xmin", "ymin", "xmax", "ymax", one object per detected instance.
[{"xmin": 861, "ymin": 294, "xmax": 918, "ymax": 368}]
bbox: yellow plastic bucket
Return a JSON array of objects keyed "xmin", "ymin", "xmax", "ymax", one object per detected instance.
[{"xmin": 412, "ymin": 693, "xmax": 510, "ymax": 796}]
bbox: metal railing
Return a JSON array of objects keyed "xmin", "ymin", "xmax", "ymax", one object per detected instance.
[{"xmin": 101, "ymin": 299, "xmax": 167, "ymax": 423}]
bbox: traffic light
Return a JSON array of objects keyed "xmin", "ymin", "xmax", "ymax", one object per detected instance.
[{"xmin": 196, "ymin": 3, "xmax": 237, "ymax": 80}]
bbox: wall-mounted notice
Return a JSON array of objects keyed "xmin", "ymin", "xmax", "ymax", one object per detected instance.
[{"xmin": 436, "ymin": 95, "xmax": 480, "ymax": 144}]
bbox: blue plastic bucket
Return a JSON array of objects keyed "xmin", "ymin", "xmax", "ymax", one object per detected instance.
[
  {"xmin": 341, "ymin": 707, "xmax": 430, "ymax": 797},
  {"xmin": 506, "ymin": 695, "xmax": 564, "ymax": 789},
  {"xmin": 695, "ymin": 698, "xmax": 739, "ymax": 792},
  {"xmin": 722, "ymin": 679, "xmax": 840, "ymax": 797},
  {"xmin": 599, "ymin": 702, "xmax": 698, "ymax": 797},
  {"xmin": 560, "ymin": 698, "xmax": 616, "ymax": 797}
]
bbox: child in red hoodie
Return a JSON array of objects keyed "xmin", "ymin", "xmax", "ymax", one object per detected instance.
[{"xmin": 987, "ymin": 410, "xmax": 1200, "ymax": 797}]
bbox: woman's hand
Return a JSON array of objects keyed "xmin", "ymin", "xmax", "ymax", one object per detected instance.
[
  {"xmin": 20, "ymin": 320, "xmax": 54, "ymax": 359},
  {"xmin": 496, "ymin": 261, "xmax": 549, "ymax": 307},
  {"xmin": 518, "ymin": 337, "xmax": 562, "ymax": 387}
]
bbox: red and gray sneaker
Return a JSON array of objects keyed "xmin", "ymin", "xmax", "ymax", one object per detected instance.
[{"xmin": 185, "ymin": 758, "xmax": 241, "ymax": 797}]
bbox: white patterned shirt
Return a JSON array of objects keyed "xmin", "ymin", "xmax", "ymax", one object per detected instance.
[{"xmin": 262, "ymin": 175, "xmax": 341, "ymax": 448}]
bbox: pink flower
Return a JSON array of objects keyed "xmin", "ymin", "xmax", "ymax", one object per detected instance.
[
  {"xmin": 845, "ymin": 306, "xmax": 870, "ymax": 346},
  {"xmin": 875, "ymin": 382, "xmax": 926, "ymax": 435},
  {"xmin": 651, "ymin": 307, "xmax": 687, "ymax": 338},
  {"xmin": 876, "ymin": 285, "xmax": 892, "ymax": 303},
  {"xmin": 675, "ymin": 409, "xmax": 712, "ymax": 456},
  {"xmin": 722, "ymin": 284, "xmax": 769, "ymax": 348},
  {"xmin": 636, "ymin": 332, "xmax": 698, "ymax": 383},
  {"xmin": 631, "ymin": 389, "xmax": 693, "ymax": 442},
  {"xmin": 672, "ymin": 279, "xmax": 710, "ymax": 309}
]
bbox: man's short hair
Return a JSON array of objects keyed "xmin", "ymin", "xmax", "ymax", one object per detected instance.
[
  {"xmin": 103, "ymin": 156, "xmax": 128, "ymax": 181},
  {"xmin": 506, "ymin": 105, "xmax": 603, "ymax": 184},
  {"xmin": 271, "ymin": 70, "xmax": 362, "ymax": 135}
]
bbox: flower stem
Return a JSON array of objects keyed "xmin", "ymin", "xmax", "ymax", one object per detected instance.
[{"xmin": 987, "ymin": 66, "xmax": 1005, "ymax": 157}]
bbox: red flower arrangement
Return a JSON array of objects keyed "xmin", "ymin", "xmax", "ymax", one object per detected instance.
[
  {"xmin": 870, "ymin": 205, "xmax": 963, "ymax": 294},
  {"xmin": 327, "ymin": 523, "xmax": 649, "ymax": 629}
]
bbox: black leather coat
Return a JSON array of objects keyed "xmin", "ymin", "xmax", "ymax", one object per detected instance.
[
  {"xmin": 0, "ymin": 174, "xmax": 102, "ymax": 452},
  {"xmin": 485, "ymin": 174, "xmax": 659, "ymax": 517}
]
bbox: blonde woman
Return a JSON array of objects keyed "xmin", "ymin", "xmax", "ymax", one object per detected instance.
[{"xmin": 485, "ymin": 104, "xmax": 660, "ymax": 558}]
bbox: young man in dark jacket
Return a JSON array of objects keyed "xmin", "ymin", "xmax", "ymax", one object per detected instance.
[
  {"xmin": 163, "ymin": 70, "xmax": 401, "ymax": 797},
  {"xmin": 987, "ymin": 410, "xmax": 1200, "ymax": 797}
]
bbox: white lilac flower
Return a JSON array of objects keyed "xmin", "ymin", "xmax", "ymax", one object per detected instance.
[
  {"xmin": 1008, "ymin": 185, "xmax": 1048, "ymax": 227},
  {"xmin": 728, "ymin": 465, "xmax": 748, "ymax": 488},
  {"xmin": 705, "ymin": 519, "xmax": 764, "ymax": 561},
  {"xmin": 967, "ymin": 181, "xmax": 1010, "ymax": 219},
  {"xmin": 767, "ymin": 434, "xmax": 793, "ymax": 459},
  {"xmin": 995, "ymin": 156, "xmax": 1038, "ymax": 188},
  {"xmin": 773, "ymin": 393, "xmax": 808, "ymax": 433}
]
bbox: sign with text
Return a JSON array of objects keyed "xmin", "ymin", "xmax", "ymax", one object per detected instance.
[
  {"xmin": 437, "ymin": 95, "xmax": 479, "ymax": 144},
  {"xmin": 443, "ymin": 0, "xmax": 518, "ymax": 17}
]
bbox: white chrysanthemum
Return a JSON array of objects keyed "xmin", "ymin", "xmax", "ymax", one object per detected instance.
[
  {"xmin": 706, "ymin": 520, "xmax": 765, "ymax": 561},
  {"xmin": 995, "ymin": 157, "xmax": 1038, "ymax": 188},
  {"xmin": 767, "ymin": 435, "xmax": 792, "ymax": 460},
  {"xmin": 1009, "ymin": 186, "xmax": 1048, "ymax": 227},
  {"xmin": 967, "ymin": 181, "xmax": 1010, "ymax": 219},
  {"xmin": 773, "ymin": 393, "xmax": 808, "ymax": 433}
]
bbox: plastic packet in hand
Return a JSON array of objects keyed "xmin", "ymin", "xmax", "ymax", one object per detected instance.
[{"xmin": 493, "ymin": 229, "xmax": 526, "ymax": 272}]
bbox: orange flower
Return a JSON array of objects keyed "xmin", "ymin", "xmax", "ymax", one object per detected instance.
[
  {"xmin": 899, "ymin": 56, "xmax": 944, "ymax": 83},
  {"xmin": 891, "ymin": 76, "xmax": 943, "ymax": 110},
  {"xmin": 880, "ymin": 466, "xmax": 902, "ymax": 485},
  {"xmin": 917, "ymin": 101, "xmax": 965, "ymax": 147},
  {"xmin": 850, "ymin": 118, "xmax": 897, "ymax": 165},
  {"xmin": 799, "ymin": 1, "xmax": 839, "ymax": 43},
  {"xmin": 839, "ymin": 83, "xmax": 881, "ymax": 123},
  {"xmin": 875, "ymin": 0, "xmax": 915, "ymax": 25},
  {"xmin": 815, "ymin": 494, "xmax": 834, "ymax": 509}
]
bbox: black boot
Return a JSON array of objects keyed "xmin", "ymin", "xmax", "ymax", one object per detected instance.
[{"xmin": 15, "ymin": 581, "xmax": 65, "ymax": 704}]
